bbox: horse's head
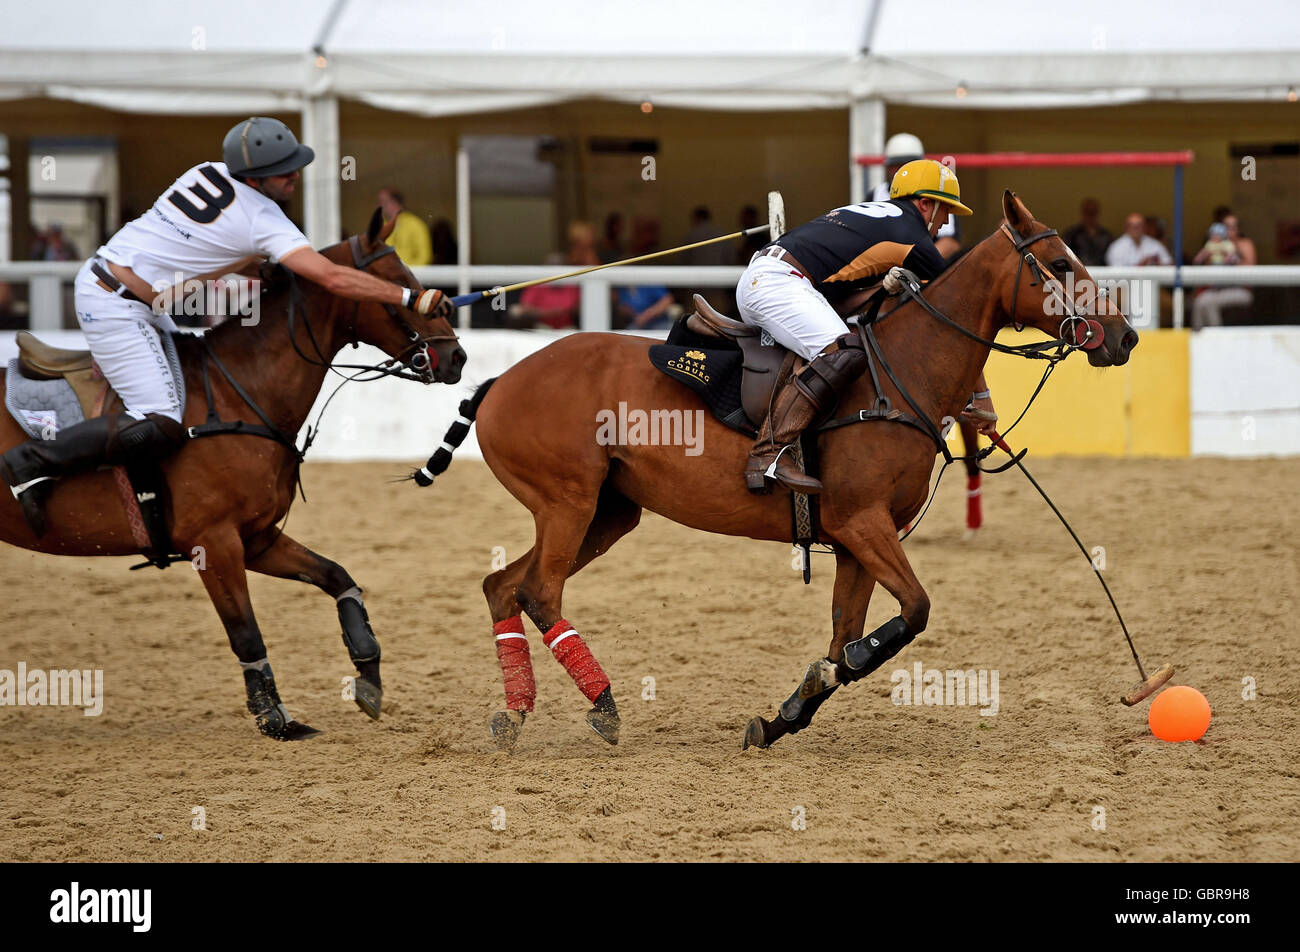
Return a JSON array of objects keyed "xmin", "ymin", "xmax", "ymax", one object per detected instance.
[
  {"xmin": 326, "ymin": 208, "xmax": 466, "ymax": 384},
  {"xmin": 998, "ymin": 190, "xmax": 1138, "ymax": 367}
]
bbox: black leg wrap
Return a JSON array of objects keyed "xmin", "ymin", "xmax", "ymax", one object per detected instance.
[
  {"xmin": 778, "ymin": 684, "xmax": 839, "ymax": 733},
  {"xmin": 338, "ymin": 594, "xmax": 381, "ymax": 663},
  {"xmin": 838, "ymin": 616, "xmax": 913, "ymax": 684},
  {"xmin": 244, "ymin": 664, "xmax": 289, "ymax": 736}
]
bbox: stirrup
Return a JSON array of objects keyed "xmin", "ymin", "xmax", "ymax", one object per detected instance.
[{"xmin": 10, "ymin": 477, "xmax": 56, "ymax": 538}]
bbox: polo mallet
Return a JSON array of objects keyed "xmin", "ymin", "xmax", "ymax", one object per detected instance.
[
  {"xmin": 983, "ymin": 426, "xmax": 1175, "ymax": 706},
  {"xmin": 446, "ymin": 191, "xmax": 787, "ymax": 308}
]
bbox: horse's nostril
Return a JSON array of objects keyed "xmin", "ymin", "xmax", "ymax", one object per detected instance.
[{"xmin": 1122, "ymin": 330, "xmax": 1139, "ymax": 352}]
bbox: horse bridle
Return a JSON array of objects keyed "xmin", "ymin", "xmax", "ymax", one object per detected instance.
[
  {"xmin": 287, "ymin": 237, "xmax": 460, "ymax": 384},
  {"xmin": 999, "ymin": 222, "xmax": 1102, "ymax": 350}
]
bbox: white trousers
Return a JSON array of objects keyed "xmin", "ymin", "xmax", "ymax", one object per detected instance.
[
  {"xmin": 735, "ymin": 253, "xmax": 846, "ymax": 361},
  {"xmin": 73, "ymin": 261, "xmax": 183, "ymax": 423},
  {"xmin": 1190, "ymin": 287, "xmax": 1252, "ymax": 330}
]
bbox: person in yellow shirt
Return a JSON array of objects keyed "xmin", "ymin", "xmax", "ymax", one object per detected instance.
[{"xmin": 377, "ymin": 187, "xmax": 432, "ymax": 266}]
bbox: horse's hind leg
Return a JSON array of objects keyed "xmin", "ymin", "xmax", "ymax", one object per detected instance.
[
  {"xmin": 244, "ymin": 530, "xmax": 384, "ymax": 719},
  {"xmin": 483, "ymin": 486, "xmax": 640, "ymax": 749},
  {"xmin": 745, "ymin": 547, "xmax": 875, "ymax": 750},
  {"xmin": 194, "ymin": 526, "xmax": 319, "ymax": 740}
]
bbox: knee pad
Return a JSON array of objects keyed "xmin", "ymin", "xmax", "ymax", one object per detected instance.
[{"xmin": 110, "ymin": 413, "xmax": 187, "ymax": 460}]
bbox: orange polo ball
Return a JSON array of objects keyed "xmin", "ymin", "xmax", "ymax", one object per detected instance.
[{"xmin": 1148, "ymin": 685, "xmax": 1212, "ymax": 742}]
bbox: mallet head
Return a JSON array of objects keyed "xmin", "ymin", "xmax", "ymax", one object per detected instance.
[{"xmin": 1121, "ymin": 662, "xmax": 1175, "ymax": 706}]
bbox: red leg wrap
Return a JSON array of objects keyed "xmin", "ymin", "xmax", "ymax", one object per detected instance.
[
  {"xmin": 966, "ymin": 473, "xmax": 982, "ymax": 530},
  {"xmin": 542, "ymin": 619, "xmax": 610, "ymax": 704},
  {"xmin": 494, "ymin": 616, "xmax": 535, "ymax": 713}
]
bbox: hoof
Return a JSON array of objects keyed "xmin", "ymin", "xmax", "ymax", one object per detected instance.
[
  {"xmin": 585, "ymin": 708, "xmax": 620, "ymax": 745},
  {"xmin": 742, "ymin": 716, "xmax": 772, "ymax": 750},
  {"xmin": 256, "ymin": 704, "xmax": 321, "ymax": 741},
  {"xmin": 489, "ymin": 710, "xmax": 525, "ymax": 751},
  {"xmin": 278, "ymin": 720, "xmax": 322, "ymax": 741},
  {"xmin": 353, "ymin": 678, "xmax": 382, "ymax": 720}
]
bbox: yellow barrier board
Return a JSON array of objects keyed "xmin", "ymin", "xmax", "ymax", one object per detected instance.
[{"xmin": 981, "ymin": 329, "xmax": 1189, "ymax": 457}]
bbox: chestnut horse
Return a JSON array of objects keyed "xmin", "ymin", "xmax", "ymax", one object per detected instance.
[
  {"xmin": 0, "ymin": 210, "xmax": 465, "ymax": 739},
  {"xmin": 431, "ymin": 191, "xmax": 1136, "ymax": 750}
]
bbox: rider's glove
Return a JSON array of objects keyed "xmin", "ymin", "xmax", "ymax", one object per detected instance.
[
  {"xmin": 402, "ymin": 287, "xmax": 453, "ymax": 320},
  {"xmin": 882, "ymin": 267, "xmax": 906, "ymax": 295}
]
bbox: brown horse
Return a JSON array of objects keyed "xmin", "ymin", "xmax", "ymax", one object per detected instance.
[
  {"xmin": 0, "ymin": 209, "xmax": 465, "ymax": 739},
  {"xmin": 428, "ymin": 191, "xmax": 1136, "ymax": 750}
]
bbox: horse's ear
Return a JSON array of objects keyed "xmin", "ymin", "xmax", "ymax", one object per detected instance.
[
  {"xmin": 364, "ymin": 206, "xmax": 396, "ymax": 248},
  {"xmin": 1002, "ymin": 189, "xmax": 1030, "ymax": 231},
  {"xmin": 364, "ymin": 206, "xmax": 384, "ymax": 247}
]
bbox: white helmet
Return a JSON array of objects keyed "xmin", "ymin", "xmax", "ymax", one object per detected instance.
[{"xmin": 884, "ymin": 133, "xmax": 925, "ymax": 166}]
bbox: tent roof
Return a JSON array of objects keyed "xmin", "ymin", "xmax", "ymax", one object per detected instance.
[{"xmin": 3, "ymin": 0, "xmax": 1298, "ymax": 114}]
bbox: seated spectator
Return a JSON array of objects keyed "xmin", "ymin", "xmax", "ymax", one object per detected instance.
[
  {"xmin": 377, "ymin": 187, "xmax": 432, "ymax": 266},
  {"xmin": 1106, "ymin": 213, "xmax": 1173, "ymax": 267},
  {"xmin": 616, "ymin": 284, "xmax": 676, "ymax": 331},
  {"xmin": 509, "ymin": 221, "xmax": 599, "ymax": 330},
  {"xmin": 1224, "ymin": 214, "xmax": 1257, "ymax": 265},
  {"xmin": 1063, "ymin": 198, "xmax": 1113, "ymax": 267},
  {"xmin": 1190, "ymin": 219, "xmax": 1255, "ymax": 330},
  {"xmin": 615, "ymin": 216, "xmax": 677, "ymax": 330},
  {"xmin": 43, "ymin": 224, "xmax": 79, "ymax": 262},
  {"xmin": 681, "ymin": 206, "xmax": 730, "ymax": 266},
  {"xmin": 737, "ymin": 204, "xmax": 767, "ymax": 264}
]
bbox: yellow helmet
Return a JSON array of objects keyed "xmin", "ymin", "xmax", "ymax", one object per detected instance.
[{"xmin": 889, "ymin": 159, "xmax": 973, "ymax": 216}]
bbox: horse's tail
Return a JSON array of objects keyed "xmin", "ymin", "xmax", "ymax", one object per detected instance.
[{"xmin": 411, "ymin": 377, "xmax": 498, "ymax": 487}]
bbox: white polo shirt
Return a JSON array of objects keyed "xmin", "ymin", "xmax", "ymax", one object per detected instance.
[{"xmin": 98, "ymin": 161, "xmax": 310, "ymax": 291}]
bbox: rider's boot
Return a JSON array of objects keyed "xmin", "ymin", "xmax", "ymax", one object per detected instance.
[
  {"xmin": 0, "ymin": 412, "xmax": 186, "ymax": 536},
  {"xmin": 745, "ymin": 333, "xmax": 868, "ymax": 495}
]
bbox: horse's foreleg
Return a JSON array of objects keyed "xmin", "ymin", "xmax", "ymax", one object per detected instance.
[
  {"xmin": 244, "ymin": 531, "xmax": 383, "ymax": 719},
  {"xmin": 194, "ymin": 527, "xmax": 319, "ymax": 740},
  {"xmin": 744, "ymin": 548, "xmax": 875, "ymax": 750},
  {"xmin": 832, "ymin": 509, "xmax": 930, "ymax": 686},
  {"xmin": 960, "ymin": 419, "xmax": 983, "ymax": 533}
]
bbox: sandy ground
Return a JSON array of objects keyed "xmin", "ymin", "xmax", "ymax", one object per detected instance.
[{"xmin": 0, "ymin": 456, "xmax": 1296, "ymax": 862}]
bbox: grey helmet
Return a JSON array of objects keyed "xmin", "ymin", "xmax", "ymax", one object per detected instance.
[{"xmin": 222, "ymin": 117, "xmax": 315, "ymax": 178}]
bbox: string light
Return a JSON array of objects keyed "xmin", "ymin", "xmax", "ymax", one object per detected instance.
[
  {"xmin": 1288, "ymin": 86, "xmax": 1297, "ymax": 102},
  {"xmin": 640, "ymin": 101, "xmax": 653, "ymax": 114},
  {"xmin": 955, "ymin": 81, "xmax": 968, "ymax": 99}
]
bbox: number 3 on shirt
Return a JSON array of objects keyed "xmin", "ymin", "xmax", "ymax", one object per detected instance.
[
  {"xmin": 832, "ymin": 201, "xmax": 903, "ymax": 219},
  {"xmin": 168, "ymin": 164, "xmax": 236, "ymax": 224}
]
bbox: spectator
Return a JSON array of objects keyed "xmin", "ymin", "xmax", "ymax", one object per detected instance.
[
  {"xmin": 1205, "ymin": 204, "xmax": 1232, "ymax": 243},
  {"xmin": 1106, "ymin": 213, "xmax": 1173, "ymax": 267},
  {"xmin": 510, "ymin": 220, "xmax": 598, "ymax": 330},
  {"xmin": 430, "ymin": 218, "xmax": 458, "ymax": 264},
  {"xmin": 28, "ymin": 222, "xmax": 47, "ymax": 261},
  {"xmin": 1063, "ymin": 198, "xmax": 1114, "ymax": 267},
  {"xmin": 737, "ymin": 204, "xmax": 767, "ymax": 264},
  {"xmin": 599, "ymin": 212, "xmax": 624, "ymax": 263},
  {"xmin": 681, "ymin": 206, "xmax": 730, "ymax": 267},
  {"xmin": 1190, "ymin": 218, "xmax": 1255, "ymax": 330},
  {"xmin": 1189, "ymin": 229, "xmax": 1244, "ymax": 329},
  {"xmin": 1224, "ymin": 214, "xmax": 1257, "ymax": 265},
  {"xmin": 615, "ymin": 216, "xmax": 676, "ymax": 331},
  {"xmin": 377, "ymin": 187, "xmax": 432, "ymax": 266},
  {"xmin": 42, "ymin": 224, "xmax": 79, "ymax": 262}
]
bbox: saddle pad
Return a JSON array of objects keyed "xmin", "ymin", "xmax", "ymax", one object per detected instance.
[
  {"xmin": 647, "ymin": 344, "xmax": 747, "ymax": 434},
  {"xmin": 5, "ymin": 330, "xmax": 186, "ymax": 438}
]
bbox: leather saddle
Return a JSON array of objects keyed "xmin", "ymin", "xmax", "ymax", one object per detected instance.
[
  {"xmin": 14, "ymin": 331, "xmax": 114, "ymax": 419},
  {"xmin": 682, "ymin": 294, "xmax": 794, "ymax": 429}
]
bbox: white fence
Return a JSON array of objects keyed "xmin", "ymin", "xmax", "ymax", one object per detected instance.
[
  {"xmin": 2, "ymin": 261, "xmax": 1299, "ymax": 331},
  {"xmin": 2, "ymin": 326, "xmax": 1297, "ymax": 459}
]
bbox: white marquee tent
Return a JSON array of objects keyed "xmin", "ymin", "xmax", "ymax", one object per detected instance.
[{"xmin": 3, "ymin": 0, "xmax": 1298, "ymax": 241}]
